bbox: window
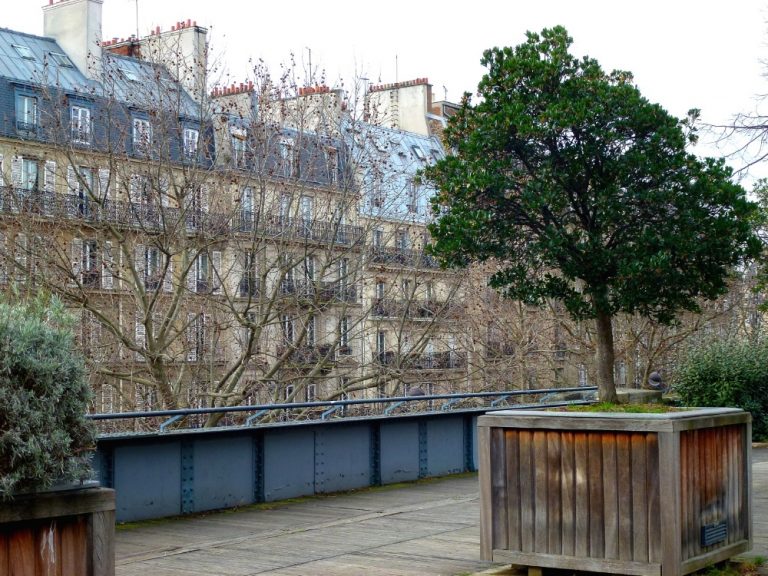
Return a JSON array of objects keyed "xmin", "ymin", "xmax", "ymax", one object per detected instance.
[
  {"xmin": 285, "ymin": 384, "xmax": 295, "ymax": 402},
  {"xmin": 69, "ymin": 166, "xmax": 94, "ymax": 216},
  {"xmin": 132, "ymin": 118, "xmax": 151, "ymax": 154},
  {"xmin": 372, "ymin": 229, "xmax": 383, "ymax": 249},
  {"xmin": 375, "ymin": 281, "xmax": 386, "ymax": 300},
  {"xmin": 371, "ymin": 182, "xmax": 385, "ymax": 208},
  {"xmin": 280, "ymin": 138, "xmax": 295, "ymax": 177},
  {"xmin": 82, "ymin": 240, "xmax": 99, "ymax": 288},
  {"xmin": 15, "ymin": 94, "xmax": 38, "ymax": 132},
  {"xmin": 306, "ymin": 316, "xmax": 315, "ymax": 346},
  {"xmin": 71, "ymin": 106, "xmax": 91, "ymax": 144},
  {"xmin": 186, "ymin": 314, "xmax": 207, "ymax": 362},
  {"xmin": 282, "ymin": 315, "xmax": 294, "ymax": 344},
  {"xmin": 20, "ymin": 158, "xmax": 39, "ymax": 191},
  {"xmin": 303, "ymin": 256, "xmax": 315, "ymax": 282},
  {"xmin": 189, "ymin": 251, "xmax": 221, "ymax": 294},
  {"xmin": 407, "ymin": 180, "xmax": 419, "ymax": 213},
  {"xmin": 326, "ymin": 147, "xmax": 338, "ymax": 185},
  {"xmin": 49, "ymin": 51, "xmax": 73, "ymax": 68},
  {"xmin": 396, "ymin": 230, "xmax": 410, "ymax": 251},
  {"xmin": 339, "ymin": 316, "xmax": 350, "ymax": 348},
  {"xmin": 377, "ymin": 331, "xmax": 386, "ymax": 361},
  {"xmin": 231, "ymin": 131, "xmax": 246, "ymax": 168},
  {"xmin": 240, "ymin": 187, "xmax": 254, "ymax": 228},
  {"xmin": 411, "ymin": 145, "xmax": 427, "ymax": 163},
  {"xmin": 183, "ymin": 128, "xmax": 199, "ymax": 159},
  {"xmin": 306, "ymin": 383, "xmax": 316, "ymax": 402},
  {"xmin": 279, "ymin": 193, "xmax": 291, "ymax": 223},
  {"xmin": 299, "ymin": 195, "xmax": 313, "ymax": 235},
  {"xmin": 239, "ymin": 251, "xmax": 258, "ymax": 297},
  {"xmin": 144, "ymin": 246, "xmax": 162, "ymax": 291},
  {"xmin": 196, "ymin": 252, "xmax": 210, "ymax": 293},
  {"xmin": 12, "ymin": 44, "xmax": 34, "ymax": 60}
]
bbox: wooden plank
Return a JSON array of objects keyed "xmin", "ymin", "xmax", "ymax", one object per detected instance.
[
  {"xmin": 680, "ymin": 430, "xmax": 690, "ymax": 560},
  {"xmin": 61, "ymin": 516, "xmax": 88, "ymax": 576},
  {"xmin": 90, "ymin": 509, "xmax": 115, "ymax": 576},
  {"xmin": 658, "ymin": 430, "xmax": 681, "ymax": 576},
  {"xmin": 680, "ymin": 540, "xmax": 751, "ymax": 575},
  {"xmin": 647, "ymin": 433, "xmax": 661, "ymax": 564},
  {"xmin": 533, "ymin": 431, "xmax": 548, "ymax": 553},
  {"xmin": 574, "ymin": 431, "xmax": 589, "ymax": 558},
  {"xmin": 631, "ymin": 433, "xmax": 648, "ymax": 563},
  {"xmin": 560, "ymin": 431, "xmax": 575, "ymax": 557},
  {"xmin": 490, "ymin": 427, "xmax": 509, "ymax": 551},
  {"xmin": 602, "ymin": 432, "xmax": 619, "ymax": 560},
  {"xmin": 9, "ymin": 526, "xmax": 36, "ymax": 576},
  {"xmin": 0, "ymin": 533, "xmax": 8, "ymax": 576},
  {"xmin": 36, "ymin": 520, "xmax": 63, "ymax": 576},
  {"xmin": 588, "ymin": 432, "xmax": 604, "ymax": 558},
  {"xmin": 492, "ymin": 549, "xmax": 662, "ymax": 576},
  {"xmin": 743, "ymin": 421, "xmax": 752, "ymax": 548},
  {"xmin": 616, "ymin": 433, "xmax": 632, "ymax": 561},
  {"xmin": 506, "ymin": 429, "xmax": 521, "ymax": 552},
  {"xmin": 478, "ymin": 425, "xmax": 493, "ymax": 561},
  {"xmin": 546, "ymin": 431, "xmax": 562, "ymax": 555},
  {"xmin": 0, "ymin": 488, "xmax": 115, "ymax": 524},
  {"xmin": 726, "ymin": 425, "xmax": 736, "ymax": 544},
  {"xmin": 519, "ymin": 430, "xmax": 535, "ymax": 553}
]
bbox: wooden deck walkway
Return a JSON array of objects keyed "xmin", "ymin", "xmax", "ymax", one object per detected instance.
[{"xmin": 115, "ymin": 447, "xmax": 768, "ymax": 576}]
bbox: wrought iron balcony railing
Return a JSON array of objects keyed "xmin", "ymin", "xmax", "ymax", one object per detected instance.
[{"xmin": 368, "ymin": 247, "xmax": 440, "ymax": 269}]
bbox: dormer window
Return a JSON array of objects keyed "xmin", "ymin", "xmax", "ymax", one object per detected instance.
[
  {"xmin": 132, "ymin": 117, "xmax": 152, "ymax": 155},
  {"xmin": 71, "ymin": 106, "xmax": 91, "ymax": 145},
  {"xmin": 183, "ymin": 128, "xmax": 199, "ymax": 160},
  {"xmin": 12, "ymin": 44, "xmax": 34, "ymax": 61},
  {"xmin": 15, "ymin": 94, "xmax": 38, "ymax": 133},
  {"xmin": 49, "ymin": 52, "xmax": 74, "ymax": 68},
  {"xmin": 411, "ymin": 145, "xmax": 427, "ymax": 163},
  {"xmin": 231, "ymin": 128, "xmax": 247, "ymax": 168},
  {"xmin": 280, "ymin": 138, "xmax": 295, "ymax": 177}
]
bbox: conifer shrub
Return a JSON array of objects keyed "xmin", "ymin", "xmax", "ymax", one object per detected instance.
[
  {"xmin": 673, "ymin": 337, "xmax": 768, "ymax": 440},
  {"xmin": 0, "ymin": 296, "xmax": 95, "ymax": 499}
]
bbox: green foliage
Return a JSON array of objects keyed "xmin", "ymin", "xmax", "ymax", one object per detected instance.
[
  {"xmin": 673, "ymin": 338, "xmax": 768, "ymax": 440},
  {"xmin": 0, "ymin": 296, "xmax": 95, "ymax": 499},
  {"xmin": 424, "ymin": 25, "xmax": 761, "ymax": 400}
]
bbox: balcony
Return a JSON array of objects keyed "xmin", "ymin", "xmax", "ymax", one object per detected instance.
[
  {"xmin": 377, "ymin": 350, "xmax": 467, "ymax": 370},
  {"xmin": 276, "ymin": 345, "xmax": 334, "ymax": 365},
  {"xmin": 233, "ymin": 213, "xmax": 365, "ymax": 247},
  {"xmin": 372, "ymin": 298, "xmax": 456, "ymax": 320},
  {"xmin": 280, "ymin": 280, "xmax": 357, "ymax": 304},
  {"xmin": 368, "ymin": 247, "xmax": 440, "ymax": 269}
]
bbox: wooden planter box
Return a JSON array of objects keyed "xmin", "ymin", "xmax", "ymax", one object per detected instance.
[
  {"xmin": 478, "ymin": 408, "xmax": 752, "ymax": 576},
  {"xmin": 0, "ymin": 487, "xmax": 115, "ymax": 576}
]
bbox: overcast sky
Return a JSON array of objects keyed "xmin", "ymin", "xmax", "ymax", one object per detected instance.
[{"xmin": 5, "ymin": 0, "xmax": 768, "ymax": 177}]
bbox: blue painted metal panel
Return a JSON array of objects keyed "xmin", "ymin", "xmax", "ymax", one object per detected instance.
[
  {"xmin": 315, "ymin": 424, "xmax": 370, "ymax": 493},
  {"xmin": 379, "ymin": 420, "xmax": 419, "ymax": 483},
  {"xmin": 192, "ymin": 435, "xmax": 254, "ymax": 513},
  {"xmin": 263, "ymin": 428, "xmax": 315, "ymax": 501},
  {"xmin": 113, "ymin": 441, "xmax": 181, "ymax": 522},
  {"xmin": 426, "ymin": 417, "xmax": 465, "ymax": 477}
]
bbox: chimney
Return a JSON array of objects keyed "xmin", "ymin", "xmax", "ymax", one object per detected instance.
[{"xmin": 43, "ymin": 0, "xmax": 103, "ymax": 79}]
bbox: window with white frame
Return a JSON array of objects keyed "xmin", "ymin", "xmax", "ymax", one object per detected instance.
[
  {"xmin": 239, "ymin": 251, "xmax": 258, "ymax": 297},
  {"xmin": 282, "ymin": 315, "xmax": 294, "ymax": 344},
  {"xmin": 231, "ymin": 130, "xmax": 247, "ymax": 168},
  {"xmin": 280, "ymin": 138, "xmax": 295, "ymax": 177},
  {"xmin": 183, "ymin": 128, "xmax": 199, "ymax": 159},
  {"xmin": 326, "ymin": 147, "xmax": 338, "ymax": 185},
  {"xmin": 82, "ymin": 239, "xmax": 100, "ymax": 287},
  {"xmin": 338, "ymin": 316, "xmax": 350, "ymax": 351},
  {"xmin": 407, "ymin": 179, "xmax": 419, "ymax": 213},
  {"xmin": 186, "ymin": 313, "xmax": 207, "ymax": 362},
  {"xmin": 20, "ymin": 158, "xmax": 39, "ymax": 191},
  {"xmin": 71, "ymin": 105, "xmax": 91, "ymax": 144},
  {"xmin": 240, "ymin": 186, "xmax": 254, "ymax": 226},
  {"xmin": 372, "ymin": 229, "xmax": 383, "ymax": 249},
  {"xmin": 132, "ymin": 118, "xmax": 151, "ymax": 154},
  {"xmin": 144, "ymin": 246, "xmax": 162, "ymax": 291},
  {"xmin": 306, "ymin": 382, "xmax": 316, "ymax": 402},
  {"xmin": 306, "ymin": 316, "xmax": 315, "ymax": 347},
  {"xmin": 15, "ymin": 94, "xmax": 37, "ymax": 132}
]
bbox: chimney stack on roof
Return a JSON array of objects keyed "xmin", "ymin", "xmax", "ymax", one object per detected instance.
[{"xmin": 43, "ymin": 0, "xmax": 104, "ymax": 79}]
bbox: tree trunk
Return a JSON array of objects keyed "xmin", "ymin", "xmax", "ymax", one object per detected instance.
[{"xmin": 594, "ymin": 311, "xmax": 617, "ymax": 403}]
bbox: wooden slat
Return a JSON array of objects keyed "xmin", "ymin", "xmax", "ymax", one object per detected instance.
[
  {"xmin": 647, "ymin": 433, "xmax": 661, "ymax": 564},
  {"xmin": 478, "ymin": 425, "xmax": 493, "ymax": 561},
  {"xmin": 547, "ymin": 431, "xmax": 562, "ymax": 555},
  {"xmin": 9, "ymin": 527, "xmax": 36, "ymax": 576},
  {"xmin": 631, "ymin": 433, "xmax": 648, "ymax": 563},
  {"xmin": 36, "ymin": 520, "xmax": 63, "ymax": 576},
  {"xmin": 744, "ymin": 420, "xmax": 752, "ymax": 548},
  {"xmin": 61, "ymin": 517, "xmax": 88, "ymax": 576},
  {"xmin": 519, "ymin": 430, "xmax": 535, "ymax": 553},
  {"xmin": 588, "ymin": 432, "xmax": 604, "ymax": 558},
  {"xmin": 506, "ymin": 429, "xmax": 521, "ymax": 552},
  {"xmin": 574, "ymin": 432, "xmax": 589, "ymax": 558},
  {"xmin": 490, "ymin": 427, "xmax": 508, "ymax": 551},
  {"xmin": 533, "ymin": 431, "xmax": 548, "ymax": 553},
  {"xmin": 726, "ymin": 425, "xmax": 736, "ymax": 544},
  {"xmin": 560, "ymin": 431, "xmax": 575, "ymax": 557},
  {"xmin": 616, "ymin": 433, "xmax": 632, "ymax": 561},
  {"xmin": 658, "ymin": 431, "xmax": 681, "ymax": 576},
  {"xmin": 90, "ymin": 509, "xmax": 115, "ymax": 576},
  {"xmin": 602, "ymin": 433, "xmax": 619, "ymax": 560},
  {"xmin": 0, "ymin": 533, "xmax": 9, "ymax": 576}
]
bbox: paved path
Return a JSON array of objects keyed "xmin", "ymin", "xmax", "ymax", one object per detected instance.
[{"xmin": 116, "ymin": 447, "xmax": 768, "ymax": 576}]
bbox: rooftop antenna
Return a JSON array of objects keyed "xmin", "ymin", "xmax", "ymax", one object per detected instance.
[
  {"xmin": 395, "ymin": 54, "xmax": 398, "ymax": 82},
  {"xmin": 134, "ymin": 0, "xmax": 140, "ymax": 42}
]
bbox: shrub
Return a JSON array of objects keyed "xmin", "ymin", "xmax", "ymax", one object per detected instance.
[
  {"xmin": 673, "ymin": 337, "xmax": 768, "ymax": 440},
  {"xmin": 0, "ymin": 296, "xmax": 95, "ymax": 499}
]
